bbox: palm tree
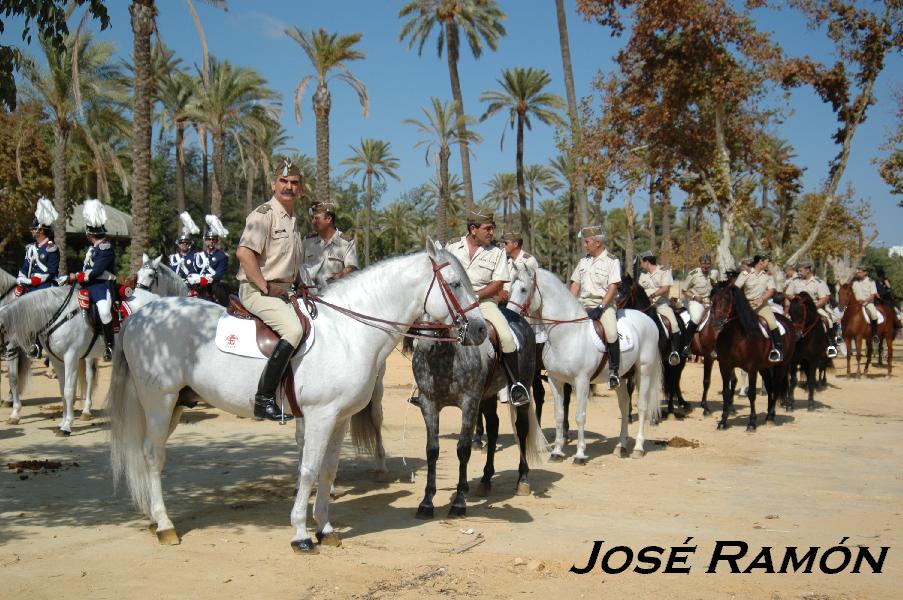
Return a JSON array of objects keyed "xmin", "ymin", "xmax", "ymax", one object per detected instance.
[
  {"xmin": 424, "ymin": 172, "xmax": 466, "ymax": 233},
  {"xmin": 549, "ymin": 153, "xmax": 578, "ymax": 263},
  {"xmin": 398, "ymin": 0, "xmax": 506, "ymax": 213},
  {"xmin": 286, "ymin": 27, "xmax": 368, "ymax": 206},
  {"xmin": 240, "ymin": 114, "xmax": 287, "ymax": 214},
  {"xmin": 404, "ymin": 97, "xmax": 481, "ymax": 242},
  {"xmin": 20, "ymin": 32, "xmax": 125, "ymax": 270},
  {"xmin": 156, "ymin": 69, "xmax": 193, "ymax": 212},
  {"xmin": 340, "ymin": 139, "xmax": 400, "ymax": 266},
  {"xmin": 524, "ymin": 163, "xmax": 560, "ymax": 216},
  {"xmin": 378, "ymin": 201, "xmax": 416, "ymax": 254},
  {"xmin": 483, "ymin": 172, "xmax": 517, "ymax": 231},
  {"xmin": 68, "ymin": 101, "xmax": 131, "ymax": 203},
  {"xmin": 480, "ymin": 67, "xmax": 565, "ymax": 251},
  {"xmin": 188, "ymin": 56, "xmax": 279, "ymax": 216}
]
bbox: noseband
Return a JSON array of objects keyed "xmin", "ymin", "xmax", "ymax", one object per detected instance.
[{"xmin": 423, "ymin": 258, "xmax": 479, "ymax": 341}]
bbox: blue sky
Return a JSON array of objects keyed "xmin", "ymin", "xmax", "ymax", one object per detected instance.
[{"xmin": 7, "ymin": 0, "xmax": 902, "ymax": 244}]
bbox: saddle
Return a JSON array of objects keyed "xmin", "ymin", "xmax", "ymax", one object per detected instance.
[{"xmin": 226, "ymin": 294, "xmax": 311, "ymax": 358}]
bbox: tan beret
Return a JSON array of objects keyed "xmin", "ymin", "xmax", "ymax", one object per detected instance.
[
  {"xmin": 465, "ymin": 207, "xmax": 495, "ymax": 225},
  {"xmin": 310, "ymin": 201, "xmax": 337, "ymax": 215},
  {"xmin": 578, "ymin": 225, "xmax": 604, "ymax": 239},
  {"xmin": 272, "ymin": 156, "xmax": 302, "ymax": 178},
  {"xmin": 502, "ymin": 232, "xmax": 523, "ymax": 243}
]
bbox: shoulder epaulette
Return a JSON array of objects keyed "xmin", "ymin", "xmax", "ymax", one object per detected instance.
[
  {"xmin": 304, "ymin": 232, "xmax": 318, "ymax": 239},
  {"xmin": 255, "ymin": 204, "xmax": 272, "ymax": 214},
  {"xmin": 98, "ymin": 241, "xmax": 112, "ymax": 250},
  {"xmin": 45, "ymin": 244, "xmax": 58, "ymax": 253},
  {"xmin": 341, "ymin": 232, "xmax": 354, "ymax": 242},
  {"xmin": 523, "ymin": 252, "xmax": 532, "ymax": 259}
]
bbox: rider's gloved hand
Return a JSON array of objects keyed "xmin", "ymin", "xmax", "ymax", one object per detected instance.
[
  {"xmin": 587, "ymin": 306, "xmax": 603, "ymax": 320},
  {"xmin": 186, "ymin": 274, "xmax": 201, "ymax": 285}
]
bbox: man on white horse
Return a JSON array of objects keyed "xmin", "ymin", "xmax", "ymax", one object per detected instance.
[
  {"xmin": 569, "ymin": 225, "xmax": 622, "ymax": 389},
  {"xmin": 446, "ymin": 208, "xmax": 529, "ymax": 406},
  {"xmin": 168, "ymin": 211, "xmax": 199, "ymax": 282},
  {"xmin": 638, "ymin": 251, "xmax": 682, "ymax": 366},
  {"xmin": 235, "ymin": 158, "xmax": 305, "ymax": 422},
  {"xmin": 681, "ymin": 254, "xmax": 715, "ymax": 353},
  {"xmin": 852, "ymin": 265, "xmax": 881, "ymax": 345},
  {"xmin": 68, "ymin": 199, "xmax": 117, "ymax": 361},
  {"xmin": 16, "ymin": 197, "xmax": 60, "ymax": 296},
  {"xmin": 734, "ymin": 254, "xmax": 783, "ymax": 363},
  {"xmin": 784, "ymin": 256, "xmax": 838, "ymax": 357},
  {"xmin": 188, "ymin": 215, "xmax": 229, "ymax": 292},
  {"xmin": 302, "ymin": 201, "xmax": 358, "ymax": 291}
]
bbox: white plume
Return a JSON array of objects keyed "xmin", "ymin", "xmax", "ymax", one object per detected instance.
[
  {"xmin": 83, "ymin": 198, "xmax": 108, "ymax": 227},
  {"xmin": 179, "ymin": 212, "xmax": 200, "ymax": 236},
  {"xmin": 205, "ymin": 214, "xmax": 228, "ymax": 237},
  {"xmin": 35, "ymin": 197, "xmax": 58, "ymax": 226}
]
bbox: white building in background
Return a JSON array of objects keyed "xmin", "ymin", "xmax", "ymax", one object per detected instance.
[{"xmin": 889, "ymin": 246, "xmax": 903, "ymax": 258}]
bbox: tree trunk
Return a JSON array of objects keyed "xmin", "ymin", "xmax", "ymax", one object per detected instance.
[
  {"xmin": 625, "ymin": 189, "xmax": 635, "ymax": 268},
  {"xmin": 566, "ymin": 188, "xmax": 576, "ymax": 275},
  {"xmin": 313, "ymin": 83, "xmax": 332, "ymax": 206},
  {"xmin": 129, "ymin": 0, "xmax": 155, "ymax": 273},
  {"xmin": 175, "ymin": 121, "xmax": 186, "ymax": 212},
  {"xmin": 660, "ymin": 186, "xmax": 671, "ymax": 267},
  {"xmin": 554, "ymin": 0, "xmax": 589, "ymax": 228},
  {"xmin": 200, "ymin": 129, "xmax": 209, "ymax": 208},
  {"xmin": 245, "ymin": 162, "xmax": 256, "ymax": 214},
  {"xmin": 364, "ymin": 172, "xmax": 372, "ymax": 267},
  {"xmin": 647, "ymin": 172, "xmax": 656, "ymax": 253},
  {"xmin": 515, "ymin": 113, "xmax": 531, "ymax": 251},
  {"xmin": 712, "ymin": 103, "xmax": 736, "ymax": 273},
  {"xmin": 52, "ymin": 122, "xmax": 68, "ymax": 271},
  {"xmin": 437, "ymin": 146, "xmax": 449, "ymax": 242},
  {"xmin": 444, "ymin": 21, "xmax": 475, "ymax": 213},
  {"xmin": 211, "ymin": 127, "xmax": 225, "ymax": 216}
]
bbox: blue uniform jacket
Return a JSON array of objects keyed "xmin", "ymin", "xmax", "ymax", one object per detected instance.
[
  {"xmin": 192, "ymin": 249, "xmax": 228, "ymax": 283},
  {"xmin": 168, "ymin": 251, "xmax": 196, "ymax": 280},
  {"xmin": 18, "ymin": 239, "xmax": 59, "ymax": 291},
  {"xmin": 80, "ymin": 240, "xmax": 117, "ymax": 302}
]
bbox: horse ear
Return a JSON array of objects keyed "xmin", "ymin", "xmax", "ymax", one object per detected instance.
[
  {"xmin": 425, "ymin": 237, "xmax": 438, "ymax": 260},
  {"xmin": 153, "ymin": 255, "xmax": 162, "ymax": 267},
  {"xmin": 142, "ymin": 253, "xmax": 150, "ymax": 263}
]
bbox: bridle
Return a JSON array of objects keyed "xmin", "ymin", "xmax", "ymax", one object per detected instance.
[
  {"xmin": 789, "ymin": 294, "xmax": 820, "ymax": 338},
  {"xmin": 710, "ymin": 287, "xmax": 736, "ymax": 333},
  {"xmin": 135, "ymin": 264, "xmax": 159, "ymax": 291},
  {"xmin": 507, "ymin": 272, "xmax": 541, "ymax": 317}
]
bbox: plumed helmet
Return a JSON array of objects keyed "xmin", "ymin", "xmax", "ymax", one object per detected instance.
[
  {"xmin": 204, "ymin": 214, "xmax": 228, "ymax": 239},
  {"xmin": 83, "ymin": 198, "xmax": 108, "ymax": 235},
  {"xmin": 178, "ymin": 211, "xmax": 200, "ymax": 243}
]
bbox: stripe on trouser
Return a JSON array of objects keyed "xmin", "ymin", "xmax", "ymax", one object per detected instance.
[
  {"xmin": 480, "ymin": 301, "xmax": 515, "ymax": 353},
  {"xmin": 239, "ymin": 282, "xmax": 304, "ymax": 347}
]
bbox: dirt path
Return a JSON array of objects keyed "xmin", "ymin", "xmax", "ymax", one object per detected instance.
[{"xmin": 1, "ymin": 344, "xmax": 901, "ymax": 599}]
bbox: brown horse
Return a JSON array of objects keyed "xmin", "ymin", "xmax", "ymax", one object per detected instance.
[
  {"xmin": 689, "ymin": 306, "xmax": 720, "ymax": 416},
  {"xmin": 710, "ymin": 282, "xmax": 796, "ymax": 431},
  {"xmin": 837, "ymin": 283, "xmax": 897, "ymax": 377}
]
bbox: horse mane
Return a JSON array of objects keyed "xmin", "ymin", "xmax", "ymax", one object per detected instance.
[
  {"xmin": 154, "ymin": 262, "xmax": 189, "ymax": 296},
  {"xmin": 731, "ymin": 287, "xmax": 760, "ymax": 335},
  {"xmin": 619, "ymin": 273, "xmax": 651, "ymax": 309},
  {"xmin": 536, "ymin": 268, "xmax": 585, "ymax": 320},
  {"xmin": 789, "ymin": 291, "xmax": 818, "ymax": 326},
  {"xmin": 0, "ymin": 285, "xmax": 75, "ymax": 349}
]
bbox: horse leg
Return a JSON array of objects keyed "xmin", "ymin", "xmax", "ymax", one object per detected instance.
[
  {"xmin": 312, "ymin": 418, "xmax": 349, "ymax": 548},
  {"xmin": 144, "ymin": 392, "xmax": 180, "ymax": 544},
  {"xmin": 474, "ymin": 395, "xmax": 500, "ymax": 504},
  {"xmin": 548, "ymin": 378, "xmax": 567, "ymax": 461},
  {"xmin": 531, "ymin": 371, "xmax": 545, "ymax": 426},
  {"xmin": 746, "ymin": 370, "xmax": 759, "ymax": 432},
  {"xmin": 845, "ymin": 336, "xmax": 852, "ymax": 376},
  {"xmin": 416, "ymin": 400, "xmax": 441, "ymax": 519},
  {"xmin": 369, "ymin": 368, "xmax": 389, "ymax": 477},
  {"xmin": 6, "ymin": 347, "xmax": 23, "ymax": 424},
  {"xmin": 615, "ymin": 384, "xmax": 630, "ymax": 458},
  {"xmin": 472, "ymin": 411, "xmax": 484, "ymax": 450},
  {"xmin": 787, "ymin": 360, "xmax": 797, "ymax": 412},
  {"xmin": 887, "ymin": 334, "xmax": 894, "ymax": 377},
  {"xmin": 572, "ymin": 377, "xmax": 590, "ymax": 465},
  {"xmin": 806, "ymin": 359, "xmax": 817, "ymax": 411},
  {"xmin": 701, "ymin": 356, "xmax": 712, "ymax": 416},
  {"xmin": 664, "ymin": 364, "xmax": 675, "ymax": 419},
  {"xmin": 56, "ymin": 355, "xmax": 77, "ymax": 436},
  {"xmin": 80, "ymin": 359, "xmax": 97, "ymax": 421},
  {"xmin": 717, "ymin": 364, "xmax": 733, "ymax": 430},
  {"xmin": 676, "ymin": 362, "xmax": 690, "ymax": 411},
  {"xmin": 562, "ymin": 382, "xmax": 573, "ymax": 441},
  {"xmin": 513, "ymin": 402, "xmax": 531, "ymax": 495},
  {"xmin": 865, "ymin": 334, "xmax": 873, "ymax": 375},
  {"xmin": 290, "ymin": 413, "xmax": 338, "ymax": 553}
]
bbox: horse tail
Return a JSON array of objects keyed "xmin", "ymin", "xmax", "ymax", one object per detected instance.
[
  {"xmin": 350, "ymin": 400, "xmax": 380, "ymax": 457},
  {"xmin": 639, "ymin": 341, "xmax": 663, "ymax": 426},
  {"xmin": 76, "ymin": 359, "xmax": 87, "ymax": 402},
  {"xmin": 14, "ymin": 348, "xmax": 31, "ymax": 396},
  {"xmin": 108, "ymin": 342, "xmax": 152, "ymax": 516},
  {"xmin": 507, "ymin": 400, "xmax": 551, "ymax": 465}
]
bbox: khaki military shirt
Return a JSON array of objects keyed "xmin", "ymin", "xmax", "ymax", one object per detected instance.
[
  {"xmin": 683, "ymin": 267, "xmax": 714, "ymax": 301},
  {"xmin": 237, "ymin": 197, "xmax": 303, "ymax": 283},
  {"xmin": 446, "ymin": 235, "xmax": 509, "ymax": 291},
  {"xmin": 786, "ymin": 275, "xmax": 830, "ymax": 301},
  {"xmin": 852, "ymin": 277, "xmax": 877, "ymax": 302},
  {"xmin": 570, "ymin": 249, "xmax": 622, "ymax": 309},
  {"xmin": 783, "ymin": 274, "xmax": 801, "ymax": 294},
  {"xmin": 302, "ymin": 229, "xmax": 359, "ymax": 282},
  {"xmin": 639, "ymin": 266, "xmax": 673, "ymax": 306},
  {"xmin": 735, "ymin": 269, "xmax": 775, "ymax": 305},
  {"xmin": 503, "ymin": 250, "xmax": 539, "ymax": 292}
]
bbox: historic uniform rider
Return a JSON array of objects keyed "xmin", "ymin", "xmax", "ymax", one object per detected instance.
[
  {"xmin": 569, "ymin": 226, "xmax": 622, "ymax": 389},
  {"xmin": 681, "ymin": 254, "xmax": 717, "ymax": 353},
  {"xmin": 638, "ymin": 251, "xmax": 682, "ymax": 366},
  {"xmin": 302, "ymin": 201, "xmax": 358, "ymax": 291},
  {"xmin": 734, "ymin": 254, "xmax": 783, "ymax": 362},
  {"xmin": 168, "ymin": 211, "xmax": 199, "ymax": 281},
  {"xmin": 852, "ymin": 265, "xmax": 881, "ymax": 345},
  {"xmin": 68, "ymin": 199, "xmax": 117, "ymax": 361},
  {"xmin": 235, "ymin": 158, "xmax": 306, "ymax": 422},
  {"xmin": 189, "ymin": 215, "xmax": 229, "ymax": 289},
  {"xmin": 16, "ymin": 197, "xmax": 60, "ymax": 295},
  {"xmin": 784, "ymin": 257, "xmax": 838, "ymax": 357},
  {"xmin": 446, "ymin": 208, "xmax": 530, "ymax": 406}
]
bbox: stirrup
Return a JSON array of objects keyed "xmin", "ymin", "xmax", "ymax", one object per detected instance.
[
  {"xmin": 407, "ymin": 395, "xmax": 421, "ymax": 408},
  {"xmin": 507, "ymin": 382, "xmax": 530, "ymax": 407},
  {"xmin": 668, "ymin": 351, "xmax": 681, "ymax": 366},
  {"xmin": 609, "ymin": 373, "xmax": 621, "ymax": 389},
  {"xmin": 827, "ymin": 346, "xmax": 838, "ymax": 358},
  {"xmin": 28, "ymin": 343, "xmax": 42, "ymax": 359},
  {"xmin": 872, "ymin": 335, "xmax": 880, "ymax": 345},
  {"xmin": 103, "ymin": 345, "xmax": 113, "ymax": 361},
  {"xmin": 768, "ymin": 349, "xmax": 782, "ymax": 363}
]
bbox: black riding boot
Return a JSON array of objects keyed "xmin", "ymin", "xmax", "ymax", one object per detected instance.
[
  {"xmin": 833, "ymin": 323, "xmax": 842, "ymax": 345},
  {"xmin": 606, "ymin": 339, "xmax": 621, "ymax": 389},
  {"xmin": 768, "ymin": 328, "xmax": 783, "ymax": 363},
  {"xmin": 254, "ymin": 339, "xmax": 295, "ymax": 422},
  {"xmin": 870, "ymin": 320, "xmax": 880, "ymax": 345},
  {"xmin": 500, "ymin": 351, "xmax": 530, "ymax": 406},
  {"xmin": 102, "ymin": 322, "xmax": 115, "ymax": 361},
  {"xmin": 682, "ymin": 321, "xmax": 698, "ymax": 357},
  {"xmin": 668, "ymin": 332, "xmax": 681, "ymax": 366}
]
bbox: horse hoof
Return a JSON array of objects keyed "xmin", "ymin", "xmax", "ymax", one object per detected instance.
[
  {"xmin": 702, "ymin": 408, "xmax": 711, "ymax": 417},
  {"xmin": 615, "ymin": 446, "xmax": 628, "ymax": 458},
  {"xmin": 447, "ymin": 505, "xmax": 467, "ymax": 519},
  {"xmin": 55, "ymin": 429, "xmax": 70, "ymax": 437},
  {"xmin": 475, "ymin": 482, "xmax": 491, "ymax": 497},
  {"xmin": 515, "ymin": 482, "xmax": 531, "ymax": 496},
  {"xmin": 631, "ymin": 449, "xmax": 646, "ymax": 459},
  {"xmin": 79, "ymin": 411, "xmax": 93, "ymax": 422},
  {"xmin": 807, "ymin": 405, "xmax": 816, "ymax": 412},
  {"xmin": 316, "ymin": 531, "xmax": 342, "ymax": 547},
  {"xmin": 549, "ymin": 453, "xmax": 565, "ymax": 463},
  {"xmin": 156, "ymin": 528, "xmax": 181, "ymax": 545},
  {"xmin": 415, "ymin": 505, "xmax": 434, "ymax": 520},
  {"xmin": 290, "ymin": 539, "xmax": 319, "ymax": 554},
  {"xmin": 572, "ymin": 456, "xmax": 587, "ymax": 466},
  {"xmin": 716, "ymin": 422, "xmax": 727, "ymax": 431},
  {"xmin": 7, "ymin": 417, "xmax": 19, "ymax": 425},
  {"xmin": 746, "ymin": 425, "xmax": 757, "ymax": 433},
  {"xmin": 374, "ymin": 469, "xmax": 390, "ymax": 483}
]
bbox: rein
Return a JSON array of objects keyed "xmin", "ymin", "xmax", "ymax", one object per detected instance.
[{"xmin": 790, "ymin": 298, "xmax": 819, "ymax": 338}]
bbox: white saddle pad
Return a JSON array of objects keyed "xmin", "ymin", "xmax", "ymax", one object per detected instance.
[
  {"xmin": 485, "ymin": 320, "xmax": 522, "ymax": 360},
  {"xmin": 862, "ymin": 306, "xmax": 885, "ymax": 325},
  {"xmin": 758, "ymin": 319, "xmax": 787, "ymax": 338},
  {"xmin": 769, "ymin": 300, "xmax": 785, "ymax": 316},
  {"xmin": 215, "ymin": 299, "xmax": 315, "ymax": 359},
  {"xmin": 590, "ymin": 310, "xmax": 636, "ymax": 354}
]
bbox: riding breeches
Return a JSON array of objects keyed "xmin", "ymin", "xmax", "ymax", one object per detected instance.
[
  {"xmin": 654, "ymin": 303, "xmax": 680, "ymax": 334},
  {"xmin": 755, "ymin": 303, "xmax": 779, "ymax": 331},
  {"xmin": 239, "ymin": 282, "xmax": 304, "ymax": 348},
  {"xmin": 816, "ymin": 306, "xmax": 834, "ymax": 326},
  {"xmin": 591, "ymin": 305, "xmax": 618, "ymax": 344},
  {"xmin": 96, "ymin": 290, "xmax": 113, "ymax": 325},
  {"xmin": 686, "ymin": 299, "xmax": 706, "ymax": 324},
  {"xmin": 480, "ymin": 300, "xmax": 516, "ymax": 353},
  {"xmin": 863, "ymin": 302, "xmax": 879, "ymax": 321}
]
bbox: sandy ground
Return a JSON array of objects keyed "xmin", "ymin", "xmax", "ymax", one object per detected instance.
[{"xmin": 1, "ymin": 343, "xmax": 901, "ymax": 600}]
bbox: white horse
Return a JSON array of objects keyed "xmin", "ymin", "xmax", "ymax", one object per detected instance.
[
  {"xmin": 508, "ymin": 268, "xmax": 663, "ymax": 462},
  {"xmin": 134, "ymin": 254, "xmax": 189, "ymax": 297},
  {"xmin": 1, "ymin": 268, "xmax": 32, "ymax": 422},
  {"xmin": 107, "ymin": 243, "xmax": 487, "ymax": 552},
  {"xmin": 0, "ymin": 284, "xmax": 160, "ymax": 433}
]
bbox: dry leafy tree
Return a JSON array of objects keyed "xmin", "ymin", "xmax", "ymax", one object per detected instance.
[{"xmin": 876, "ymin": 86, "xmax": 903, "ymax": 206}]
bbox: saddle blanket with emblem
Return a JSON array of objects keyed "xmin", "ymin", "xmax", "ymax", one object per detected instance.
[
  {"xmin": 214, "ymin": 299, "xmax": 315, "ymax": 359},
  {"xmin": 861, "ymin": 306, "xmax": 885, "ymax": 325},
  {"xmin": 590, "ymin": 309, "xmax": 637, "ymax": 354}
]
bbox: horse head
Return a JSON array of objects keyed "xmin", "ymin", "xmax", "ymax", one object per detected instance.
[
  {"xmin": 424, "ymin": 239, "xmax": 487, "ymax": 346},
  {"xmin": 616, "ymin": 274, "xmax": 648, "ymax": 310},
  {"xmin": 710, "ymin": 281, "xmax": 735, "ymax": 334},
  {"xmin": 507, "ymin": 265, "xmax": 540, "ymax": 317},
  {"xmin": 136, "ymin": 254, "xmax": 163, "ymax": 291},
  {"xmin": 837, "ymin": 282, "xmax": 853, "ymax": 309},
  {"xmin": 789, "ymin": 292, "xmax": 816, "ymax": 329}
]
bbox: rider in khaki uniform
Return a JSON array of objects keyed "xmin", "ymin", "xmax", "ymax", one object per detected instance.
[
  {"xmin": 681, "ymin": 254, "xmax": 716, "ymax": 353},
  {"xmin": 734, "ymin": 254, "xmax": 783, "ymax": 362},
  {"xmin": 569, "ymin": 226, "xmax": 622, "ymax": 389},
  {"xmin": 852, "ymin": 265, "xmax": 881, "ymax": 344},
  {"xmin": 302, "ymin": 201, "xmax": 358, "ymax": 291},
  {"xmin": 501, "ymin": 232, "xmax": 539, "ymax": 298},
  {"xmin": 638, "ymin": 251, "xmax": 682, "ymax": 366},
  {"xmin": 236, "ymin": 158, "xmax": 305, "ymax": 422},
  {"xmin": 784, "ymin": 257, "xmax": 838, "ymax": 357},
  {"xmin": 446, "ymin": 208, "xmax": 529, "ymax": 405}
]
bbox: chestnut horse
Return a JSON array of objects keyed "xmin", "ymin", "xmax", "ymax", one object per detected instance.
[
  {"xmin": 837, "ymin": 283, "xmax": 897, "ymax": 377},
  {"xmin": 710, "ymin": 282, "xmax": 796, "ymax": 431}
]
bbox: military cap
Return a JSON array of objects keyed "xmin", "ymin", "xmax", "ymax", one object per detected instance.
[
  {"xmin": 798, "ymin": 256, "xmax": 814, "ymax": 268},
  {"xmin": 310, "ymin": 201, "xmax": 337, "ymax": 216},
  {"xmin": 578, "ymin": 225, "xmax": 605, "ymax": 239},
  {"xmin": 465, "ymin": 207, "xmax": 495, "ymax": 225},
  {"xmin": 638, "ymin": 250, "xmax": 656, "ymax": 261},
  {"xmin": 501, "ymin": 232, "xmax": 523, "ymax": 243},
  {"xmin": 272, "ymin": 156, "xmax": 302, "ymax": 178},
  {"xmin": 700, "ymin": 254, "xmax": 711, "ymax": 262},
  {"xmin": 855, "ymin": 265, "xmax": 868, "ymax": 272},
  {"xmin": 740, "ymin": 257, "xmax": 753, "ymax": 266}
]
